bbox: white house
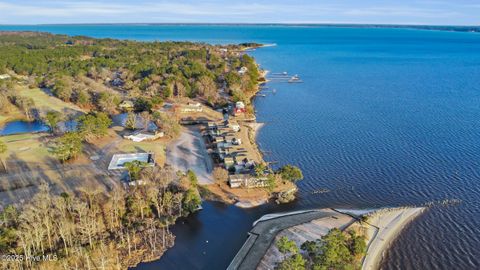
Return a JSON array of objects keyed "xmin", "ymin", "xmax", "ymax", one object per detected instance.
[
  {"xmin": 238, "ymin": 66, "xmax": 248, "ymax": 75},
  {"xmin": 228, "ymin": 120, "xmax": 240, "ymax": 132}
]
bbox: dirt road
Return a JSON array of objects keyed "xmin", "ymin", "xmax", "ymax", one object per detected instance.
[{"xmin": 166, "ymin": 126, "xmax": 214, "ymax": 184}]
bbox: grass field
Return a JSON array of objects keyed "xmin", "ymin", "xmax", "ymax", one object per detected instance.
[
  {"xmin": 17, "ymin": 85, "xmax": 85, "ymax": 115},
  {"xmin": 0, "ymin": 133, "xmax": 50, "ymax": 163},
  {"xmin": 1, "ymin": 85, "xmax": 86, "ymax": 126},
  {"xmin": 0, "ymin": 107, "xmax": 25, "ymax": 126}
]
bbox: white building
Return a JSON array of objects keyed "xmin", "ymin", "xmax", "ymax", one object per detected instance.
[{"xmin": 238, "ymin": 66, "xmax": 248, "ymax": 75}]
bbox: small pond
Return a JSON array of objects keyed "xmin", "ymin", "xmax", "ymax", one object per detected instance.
[{"xmin": 0, "ymin": 120, "xmax": 50, "ymax": 136}]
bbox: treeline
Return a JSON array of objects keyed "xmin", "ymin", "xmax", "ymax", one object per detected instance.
[
  {"xmin": 275, "ymin": 228, "xmax": 367, "ymax": 270},
  {"xmin": 50, "ymin": 112, "xmax": 112, "ymax": 162},
  {"xmin": 0, "ymin": 31, "xmax": 261, "ymax": 113},
  {"xmin": 0, "ymin": 166, "xmax": 202, "ymax": 269},
  {"xmin": 0, "ymin": 79, "xmax": 36, "ymax": 120}
]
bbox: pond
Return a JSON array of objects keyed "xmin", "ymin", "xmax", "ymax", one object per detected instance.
[{"xmin": 0, "ymin": 120, "xmax": 50, "ymax": 136}]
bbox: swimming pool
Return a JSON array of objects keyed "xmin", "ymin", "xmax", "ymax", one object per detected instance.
[{"xmin": 107, "ymin": 153, "xmax": 154, "ymax": 170}]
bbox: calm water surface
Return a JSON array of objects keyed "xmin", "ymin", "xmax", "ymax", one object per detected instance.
[
  {"xmin": 1, "ymin": 25, "xmax": 479, "ymax": 270},
  {"xmin": 0, "ymin": 120, "xmax": 49, "ymax": 135}
]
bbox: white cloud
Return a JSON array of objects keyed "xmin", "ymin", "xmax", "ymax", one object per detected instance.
[{"xmin": 0, "ymin": 0, "xmax": 478, "ymax": 25}]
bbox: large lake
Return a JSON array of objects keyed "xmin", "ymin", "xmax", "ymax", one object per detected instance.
[{"xmin": 1, "ymin": 25, "xmax": 479, "ymax": 270}]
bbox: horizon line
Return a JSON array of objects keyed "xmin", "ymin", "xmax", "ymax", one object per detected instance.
[{"xmin": 0, "ymin": 22, "xmax": 479, "ymax": 28}]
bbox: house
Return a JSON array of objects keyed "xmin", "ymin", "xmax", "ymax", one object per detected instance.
[
  {"xmin": 119, "ymin": 100, "xmax": 134, "ymax": 110},
  {"xmin": 228, "ymin": 120, "xmax": 240, "ymax": 132},
  {"xmin": 237, "ymin": 158, "xmax": 256, "ymax": 169},
  {"xmin": 180, "ymin": 102, "xmax": 203, "ymax": 113},
  {"xmin": 224, "ymin": 134, "xmax": 236, "ymax": 144},
  {"xmin": 232, "ymin": 138, "xmax": 242, "ymax": 145},
  {"xmin": 0, "ymin": 74, "xmax": 11, "ymax": 80},
  {"xmin": 207, "ymin": 121, "xmax": 217, "ymax": 131},
  {"xmin": 224, "ymin": 157, "xmax": 235, "ymax": 169},
  {"xmin": 228, "ymin": 174, "xmax": 269, "ymax": 188},
  {"xmin": 124, "ymin": 131, "xmax": 164, "ymax": 142},
  {"xmin": 224, "ymin": 135, "xmax": 241, "ymax": 146},
  {"xmin": 238, "ymin": 66, "xmax": 248, "ymax": 75},
  {"xmin": 234, "ymin": 101, "xmax": 246, "ymax": 115}
]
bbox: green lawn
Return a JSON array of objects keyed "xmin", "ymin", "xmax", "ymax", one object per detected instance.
[
  {"xmin": 17, "ymin": 86, "xmax": 86, "ymax": 115},
  {"xmin": 0, "ymin": 133, "xmax": 50, "ymax": 163}
]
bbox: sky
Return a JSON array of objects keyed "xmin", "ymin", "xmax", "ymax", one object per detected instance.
[{"xmin": 0, "ymin": 0, "xmax": 479, "ymax": 26}]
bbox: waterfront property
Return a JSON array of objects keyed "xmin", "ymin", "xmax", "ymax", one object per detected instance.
[
  {"xmin": 228, "ymin": 174, "xmax": 269, "ymax": 189},
  {"xmin": 107, "ymin": 152, "xmax": 155, "ymax": 170},
  {"xmin": 228, "ymin": 120, "xmax": 241, "ymax": 132},
  {"xmin": 234, "ymin": 101, "xmax": 246, "ymax": 115}
]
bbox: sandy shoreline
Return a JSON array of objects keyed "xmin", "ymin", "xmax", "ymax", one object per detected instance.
[
  {"xmin": 228, "ymin": 207, "xmax": 426, "ymax": 269},
  {"xmin": 362, "ymin": 207, "xmax": 426, "ymax": 270}
]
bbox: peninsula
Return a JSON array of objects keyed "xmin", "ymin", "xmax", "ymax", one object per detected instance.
[{"xmin": 228, "ymin": 207, "xmax": 426, "ymax": 270}]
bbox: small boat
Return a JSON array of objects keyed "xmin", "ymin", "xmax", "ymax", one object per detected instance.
[{"xmin": 288, "ymin": 74, "xmax": 303, "ymax": 83}]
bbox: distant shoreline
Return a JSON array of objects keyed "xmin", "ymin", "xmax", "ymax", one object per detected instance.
[{"xmin": 0, "ymin": 23, "xmax": 478, "ymax": 34}]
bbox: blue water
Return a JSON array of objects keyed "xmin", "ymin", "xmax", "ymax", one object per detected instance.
[
  {"xmin": 0, "ymin": 120, "xmax": 49, "ymax": 135},
  {"xmin": 2, "ymin": 25, "xmax": 479, "ymax": 270}
]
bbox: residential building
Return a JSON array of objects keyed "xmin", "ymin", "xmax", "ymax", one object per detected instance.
[
  {"xmin": 234, "ymin": 101, "xmax": 246, "ymax": 115},
  {"xmin": 238, "ymin": 66, "xmax": 248, "ymax": 75},
  {"xmin": 228, "ymin": 120, "xmax": 240, "ymax": 132},
  {"xmin": 180, "ymin": 102, "xmax": 203, "ymax": 113},
  {"xmin": 228, "ymin": 174, "xmax": 269, "ymax": 188},
  {"xmin": 224, "ymin": 157, "xmax": 235, "ymax": 169}
]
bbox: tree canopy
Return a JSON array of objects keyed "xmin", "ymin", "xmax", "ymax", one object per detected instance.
[
  {"xmin": 277, "ymin": 229, "xmax": 367, "ymax": 270},
  {"xmin": 278, "ymin": 165, "xmax": 304, "ymax": 183},
  {"xmin": 51, "ymin": 132, "xmax": 83, "ymax": 162}
]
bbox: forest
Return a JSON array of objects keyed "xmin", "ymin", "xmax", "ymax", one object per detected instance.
[
  {"xmin": 0, "ymin": 166, "xmax": 202, "ymax": 269},
  {"xmin": 0, "ymin": 31, "xmax": 260, "ymax": 115}
]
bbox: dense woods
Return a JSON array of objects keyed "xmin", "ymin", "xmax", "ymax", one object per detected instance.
[
  {"xmin": 0, "ymin": 31, "xmax": 261, "ymax": 116},
  {"xmin": 0, "ymin": 166, "xmax": 202, "ymax": 269}
]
